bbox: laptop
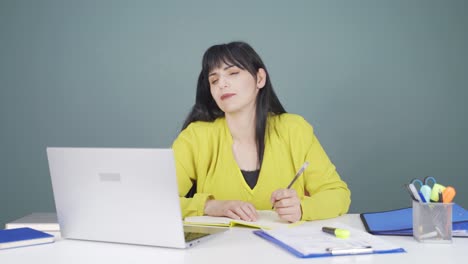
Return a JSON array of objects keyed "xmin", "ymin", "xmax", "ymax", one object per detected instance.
[{"xmin": 46, "ymin": 147, "xmax": 226, "ymax": 248}]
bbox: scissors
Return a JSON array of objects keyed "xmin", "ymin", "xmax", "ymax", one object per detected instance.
[{"xmin": 410, "ymin": 176, "xmax": 437, "ymax": 203}]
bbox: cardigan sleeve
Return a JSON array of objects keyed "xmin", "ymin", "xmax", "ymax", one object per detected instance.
[
  {"xmin": 290, "ymin": 118, "xmax": 351, "ymax": 220},
  {"xmin": 172, "ymin": 126, "xmax": 213, "ymax": 218}
]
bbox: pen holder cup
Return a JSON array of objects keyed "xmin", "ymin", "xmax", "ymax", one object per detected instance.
[{"xmin": 412, "ymin": 201, "xmax": 453, "ymax": 243}]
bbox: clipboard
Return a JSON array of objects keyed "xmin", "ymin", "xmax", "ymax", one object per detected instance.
[{"xmin": 253, "ymin": 223, "xmax": 405, "ymax": 258}]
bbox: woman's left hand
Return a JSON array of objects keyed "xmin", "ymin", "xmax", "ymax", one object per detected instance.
[{"xmin": 270, "ymin": 189, "xmax": 302, "ymax": 223}]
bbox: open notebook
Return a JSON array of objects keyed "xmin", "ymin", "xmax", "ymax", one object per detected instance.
[{"xmin": 184, "ymin": 210, "xmax": 302, "ymax": 229}]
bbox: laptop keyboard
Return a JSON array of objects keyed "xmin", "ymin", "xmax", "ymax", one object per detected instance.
[{"xmin": 184, "ymin": 232, "xmax": 210, "ymax": 242}]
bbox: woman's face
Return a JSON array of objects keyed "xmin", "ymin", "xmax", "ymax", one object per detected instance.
[{"xmin": 208, "ymin": 63, "xmax": 265, "ymax": 115}]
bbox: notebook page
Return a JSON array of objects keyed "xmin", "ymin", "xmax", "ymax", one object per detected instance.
[{"xmin": 184, "ymin": 210, "xmax": 299, "ymax": 229}]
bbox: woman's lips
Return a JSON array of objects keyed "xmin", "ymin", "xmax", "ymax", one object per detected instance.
[{"xmin": 221, "ymin": 93, "xmax": 235, "ymax": 100}]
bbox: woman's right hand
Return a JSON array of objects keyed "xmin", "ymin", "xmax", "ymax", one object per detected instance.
[{"xmin": 204, "ymin": 200, "xmax": 258, "ymax": 221}]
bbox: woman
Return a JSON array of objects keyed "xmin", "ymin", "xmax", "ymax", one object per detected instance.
[{"xmin": 172, "ymin": 41, "xmax": 350, "ymax": 222}]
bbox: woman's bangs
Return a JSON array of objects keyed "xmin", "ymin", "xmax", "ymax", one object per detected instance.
[{"xmin": 203, "ymin": 46, "xmax": 246, "ymax": 75}]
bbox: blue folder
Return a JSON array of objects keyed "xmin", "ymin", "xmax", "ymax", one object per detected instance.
[{"xmin": 360, "ymin": 203, "xmax": 468, "ymax": 237}]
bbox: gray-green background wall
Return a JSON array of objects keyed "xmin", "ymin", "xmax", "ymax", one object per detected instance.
[{"xmin": 1, "ymin": 0, "xmax": 467, "ymax": 226}]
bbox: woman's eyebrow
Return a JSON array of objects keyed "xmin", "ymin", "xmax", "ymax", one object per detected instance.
[{"xmin": 209, "ymin": 64, "xmax": 235, "ymax": 77}]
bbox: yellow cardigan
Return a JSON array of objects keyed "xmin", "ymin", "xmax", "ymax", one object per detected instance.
[{"xmin": 172, "ymin": 113, "xmax": 351, "ymax": 221}]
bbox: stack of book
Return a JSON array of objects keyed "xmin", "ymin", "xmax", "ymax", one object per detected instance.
[
  {"xmin": 0, "ymin": 227, "xmax": 55, "ymax": 250},
  {"xmin": 5, "ymin": 213, "xmax": 61, "ymax": 238}
]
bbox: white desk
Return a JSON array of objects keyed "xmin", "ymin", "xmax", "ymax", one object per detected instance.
[{"xmin": 1, "ymin": 214, "xmax": 466, "ymax": 264}]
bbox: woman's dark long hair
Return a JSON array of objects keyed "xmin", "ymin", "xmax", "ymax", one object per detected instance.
[{"xmin": 182, "ymin": 41, "xmax": 286, "ymax": 166}]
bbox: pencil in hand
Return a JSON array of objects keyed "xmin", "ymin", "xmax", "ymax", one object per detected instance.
[{"xmin": 272, "ymin": 161, "xmax": 309, "ymax": 209}]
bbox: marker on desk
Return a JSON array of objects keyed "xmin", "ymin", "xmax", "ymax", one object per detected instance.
[{"xmin": 322, "ymin": 227, "xmax": 350, "ymax": 239}]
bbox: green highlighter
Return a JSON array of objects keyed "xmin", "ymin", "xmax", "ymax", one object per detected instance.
[{"xmin": 322, "ymin": 227, "xmax": 350, "ymax": 239}]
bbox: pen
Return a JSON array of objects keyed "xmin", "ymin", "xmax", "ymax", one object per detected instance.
[
  {"xmin": 322, "ymin": 226, "xmax": 350, "ymax": 239},
  {"xmin": 417, "ymin": 191, "xmax": 427, "ymax": 203},
  {"xmin": 404, "ymin": 184, "xmax": 418, "ymax": 201},
  {"xmin": 407, "ymin": 183, "xmax": 422, "ymax": 202},
  {"xmin": 272, "ymin": 161, "xmax": 309, "ymax": 209},
  {"xmin": 327, "ymin": 246, "xmax": 373, "ymax": 255}
]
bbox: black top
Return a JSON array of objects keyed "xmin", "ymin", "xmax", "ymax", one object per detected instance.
[
  {"xmin": 241, "ymin": 169, "xmax": 260, "ymax": 189},
  {"xmin": 185, "ymin": 169, "xmax": 260, "ymax": 198}
]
